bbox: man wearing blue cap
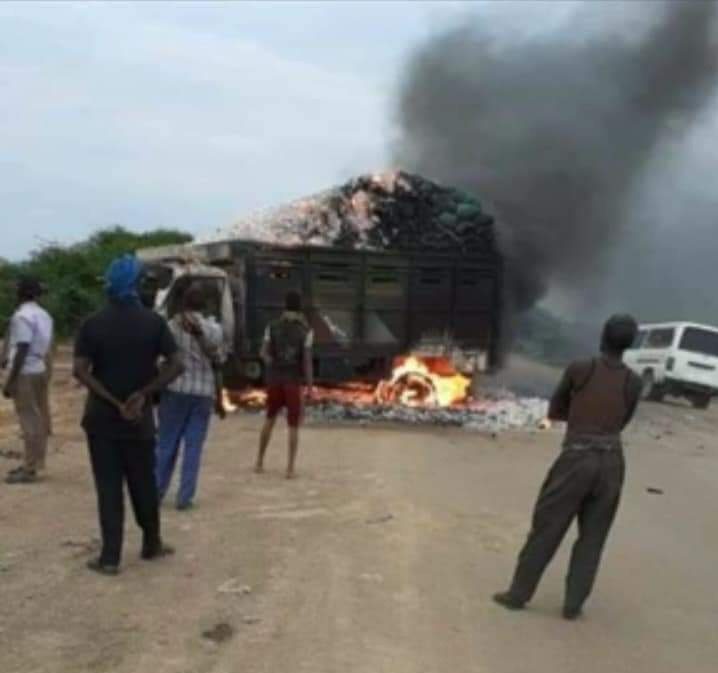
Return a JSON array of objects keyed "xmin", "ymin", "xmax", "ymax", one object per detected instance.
[{"xmin": 74, "ymin": 255, "xmax": 184, "ymax": 575}]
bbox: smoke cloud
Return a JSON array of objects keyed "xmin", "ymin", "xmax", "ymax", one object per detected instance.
[{"xmin": 395, "ymin": 2, "xmax": 718, "ymax": 324}]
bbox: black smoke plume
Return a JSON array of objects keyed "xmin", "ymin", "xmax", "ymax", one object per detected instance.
[{"xmin": 395, "ymin": 2, "xmax": 718, "ymax": 324}]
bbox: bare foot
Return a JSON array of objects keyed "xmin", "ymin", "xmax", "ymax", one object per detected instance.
[
  {"xmin": 285, "ymin": 471, "xmax": 296, "ymax": 480},
  {"xmin": 254, "ymin": 465, "xmax": 265, "ymax": 474}
]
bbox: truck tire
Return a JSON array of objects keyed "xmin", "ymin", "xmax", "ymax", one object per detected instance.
[
  {"xmin": 641, "ymin": 371, "xmax": 664, "ymax": 402},
  {"xmin": 242, "ymin": 359, "xmax": 264, "ymax": 385},
  {"xmin": 691, "ymin": 393, "xmax": 711, "ymax": 410}
]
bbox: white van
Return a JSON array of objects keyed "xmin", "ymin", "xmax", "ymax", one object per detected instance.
[{"xmin": 623, "ymin": 322, "xmax": 718, "ymax": 409}]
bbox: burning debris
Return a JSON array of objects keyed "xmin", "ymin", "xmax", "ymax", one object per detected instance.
[
  {"xmin": 307, "ymin": 396, "xmax": 548, "ymax": 433},
  {"xmin": 374, "ymin": 355, "xmax": 471, "ymax": 407},
  {"xmin": 224, "ymin": 355, "xmax": 548, "ymax": 433},
  {"xmin": 201, "ymin": 171, "xmax": 495, "ymax": 253}
]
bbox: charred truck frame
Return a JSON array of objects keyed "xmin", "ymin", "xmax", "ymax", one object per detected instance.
[{"xmin": 137, "ymin": 239, "xmax": 503, "ymax": 387}]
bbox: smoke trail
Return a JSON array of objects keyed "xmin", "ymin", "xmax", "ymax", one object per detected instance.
[{"xmin": 395, "ymin": 2, "xmax": 718, "ymax": 319}]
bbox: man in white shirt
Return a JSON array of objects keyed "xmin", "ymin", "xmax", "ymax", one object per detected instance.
[{"xmin": 3, "ymin": 277, "xmax": 54, "ymax": 484}]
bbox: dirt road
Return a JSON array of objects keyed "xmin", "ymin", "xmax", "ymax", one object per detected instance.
[{"xmin": 1, "ymin": 364, "xmax": 716, "ymax": 673}]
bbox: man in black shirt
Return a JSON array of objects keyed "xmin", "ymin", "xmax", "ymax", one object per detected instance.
[{"xmin": 74, "ymin": 255, "xmax": 184, "ymax": 575}]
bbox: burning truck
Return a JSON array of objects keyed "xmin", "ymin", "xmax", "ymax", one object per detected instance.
[{"xmin": 136, "ymin": 172, "xmax": 546, "ymax": 428}]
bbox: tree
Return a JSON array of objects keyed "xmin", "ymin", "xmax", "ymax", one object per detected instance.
[{"xmin": 0, "ymin": 227, "xmax": 192, "ymax": 337}]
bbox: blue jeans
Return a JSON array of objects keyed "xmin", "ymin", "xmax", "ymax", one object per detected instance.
[{"xmin": 156, "ymin": 391, "xmax": 213, "ymax": 507}]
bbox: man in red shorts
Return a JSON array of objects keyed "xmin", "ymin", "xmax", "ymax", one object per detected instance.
[{"xmin": 255, "ymin": 291, "xmax": 314, "ymax": 479}]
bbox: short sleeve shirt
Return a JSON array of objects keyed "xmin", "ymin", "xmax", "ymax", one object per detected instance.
[
  {"xmin": 7, "ymin": 302, "xmax": 54, "ymax": 375},
  {"xmin": 262, "ymin": 313, "xmax": 313, "ymax": 384},
  {"xmin": 74, "ymin": 303, "xmax": 178, "ymax": 439}
]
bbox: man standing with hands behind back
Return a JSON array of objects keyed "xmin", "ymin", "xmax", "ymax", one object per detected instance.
[{"xmin": 74, "ymin": 255, "xmax": 184, "ymax": 576}]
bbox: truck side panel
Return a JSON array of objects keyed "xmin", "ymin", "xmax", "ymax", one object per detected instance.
[{"xmin": 154, "ymin": 240, "xmax": 502, "ymax": 384}]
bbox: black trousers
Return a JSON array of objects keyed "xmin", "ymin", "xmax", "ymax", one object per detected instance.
[
  {"xmin": 509, "ymin": 449, "xmax": 625, "ymax": 610},
  {"xmin": 87, "ymin": 435, "xmax": 162, "ymax": 566}
]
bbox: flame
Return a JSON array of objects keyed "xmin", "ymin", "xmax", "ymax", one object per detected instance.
[
  {"xmin": 221, "ymin": 388, "xmax": 238, "ymax": 413},
  {"xmin": 222, "ymin": 355, "xmax": 471, "ymax": 412},
  {"xmin": 222, "ymin": 388, "xmax": 267, "ymax": 413},
  {"xmin": 375, "ymin": 355, "xmax": 471, "ymax": 408}
]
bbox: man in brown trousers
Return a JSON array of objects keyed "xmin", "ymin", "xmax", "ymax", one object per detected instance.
[
  {"xmin": 3, "ymin": 277, "xmax": 54, "ymax": 484},
  {"xmin": 494, "ymin": 314, "xmax": 642, "ymax": 620}
]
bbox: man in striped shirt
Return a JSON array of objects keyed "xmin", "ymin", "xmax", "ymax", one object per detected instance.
[{"xmin": 156, "ymin": 284, "xmax": 224, "ymax": 510}]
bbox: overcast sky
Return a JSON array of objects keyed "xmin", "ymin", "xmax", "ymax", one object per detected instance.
[{"xmin": 0, "ymin": 1, "xmax": 585, "ymax": 261}]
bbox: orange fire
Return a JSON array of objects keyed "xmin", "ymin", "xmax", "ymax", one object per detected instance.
[
  {"xmin": 228, "ymin": 388, "xmax": 266, "ymax": 410},
  {"xmin": 221, "ymin": 388, "xmax": 239, "ymax": 413},
  {"xmin": 222, "ymin": 355, "xmax": 472, "ymax": 413},
  {"xmin": 375, "ymin": 355, "xmax": 471, "ymax": 408}
]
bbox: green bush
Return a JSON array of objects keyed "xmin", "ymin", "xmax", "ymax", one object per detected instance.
[
  {"xmin": 1, "ymin": 227, "xmax": 192, "ymax": 337},
  {"xmin": 0, "ymin": 262, "xmax": 18, "ymax": 337}
]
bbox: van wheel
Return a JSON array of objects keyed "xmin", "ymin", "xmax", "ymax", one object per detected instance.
[
  {"xmin": 691, "ymin": 394, "xmax": 711, "ymax": 410},
  {"xmin": 641, "ymin": 371, "xmax": 664, "ymax": 402}
]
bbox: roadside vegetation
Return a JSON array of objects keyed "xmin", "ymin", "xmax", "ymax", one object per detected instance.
[{"xmin": 0, "ymin": 227, "xmax": 191, "ymax": 336}]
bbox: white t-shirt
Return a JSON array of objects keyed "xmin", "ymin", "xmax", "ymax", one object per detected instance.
[{"xmin": 7, "ymin": 302, "xmax": 54, "ymax": 375}]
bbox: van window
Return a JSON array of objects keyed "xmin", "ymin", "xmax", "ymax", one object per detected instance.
[
  {"xmin": 679, "ymin": 327, "xmax": 718, "ymax": 357},
  {"xmin": 645, "ymin": 328, "xmax": 675, "ymax": 349},
  {"xmin": 632, "ymin": 330, "xmax": 647, "ymax": 348}
]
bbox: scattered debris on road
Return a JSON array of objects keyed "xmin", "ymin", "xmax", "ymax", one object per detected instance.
[
  {"xmin": 306, "ymin": 396, "xmax": 548, "ymax": 433},
  {"xmin": 202, "ymin": 622, "xmax": 235, "ymax": 644},
  {"xmin": 366, "ymin": 514, "xmax": 394, "ymax": 525},
  {"xmin": 359, "ymin": 573, "xmax": 385, "ymax": 584},
  {"xmin": 646, "ymin": 487, "xmax": 665, "ymax": 495},
  {"xmin": 217, "ymin": 579, "xmax": 253, "ymax": 595},
  {"xmin": 61, "ymin": 539, "xmax": 101, "ymax": 557},
  {"xmin": 0, "ymin": 449, "xmax": 22, "ymax": 461}
]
